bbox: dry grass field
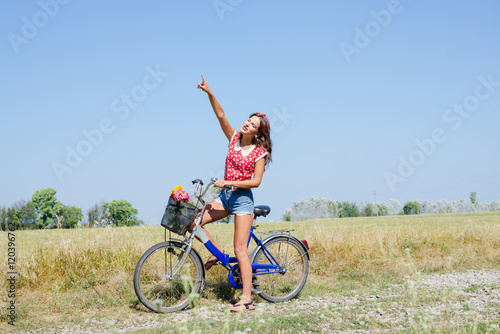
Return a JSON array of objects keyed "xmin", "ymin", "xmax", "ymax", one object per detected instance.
[{"xmin": 1, "ymin": 212, "xmax": 499, "ymax": 333}]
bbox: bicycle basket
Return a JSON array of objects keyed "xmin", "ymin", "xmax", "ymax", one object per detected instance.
[{"xmin": 161, "ymin": 199, "xmax": 200, "ymax": 235}]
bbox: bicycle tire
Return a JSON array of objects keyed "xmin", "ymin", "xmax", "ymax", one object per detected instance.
[
  {"xmin": 251, "ymin": 236, "xmax": 309, "ymax": 302},
  {"xmin": 133, "ymin": 241, "xmax": 204, "ymax": 313}
]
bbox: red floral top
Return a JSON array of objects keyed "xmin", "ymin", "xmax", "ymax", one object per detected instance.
[{"xmin": 224, "ymin": 132, "xmax": 267, "ymax": 181}]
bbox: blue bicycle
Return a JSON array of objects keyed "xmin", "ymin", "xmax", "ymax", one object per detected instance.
[{"xmin": 133, "ymin": 178, "xmax": 310, "ymax": 313}]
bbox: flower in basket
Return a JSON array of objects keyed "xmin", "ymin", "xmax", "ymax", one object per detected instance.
[{"xmin": 170, "ymin": 185, "xmax": 190, "ymax": 203}]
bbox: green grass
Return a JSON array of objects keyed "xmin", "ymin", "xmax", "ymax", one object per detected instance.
[{"xmin": 1, "ymin": 212, "xmax": 499, "ymax": 332}]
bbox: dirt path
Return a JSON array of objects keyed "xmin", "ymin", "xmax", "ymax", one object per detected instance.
[{"xmin": 17, "ymin": 270, "xmax": 500, "ymax": 333}]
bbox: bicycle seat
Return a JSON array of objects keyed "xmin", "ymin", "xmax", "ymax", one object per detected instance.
[{"xmin": 253, "ymin": 205, "xmax": 271, "ymax": 217}]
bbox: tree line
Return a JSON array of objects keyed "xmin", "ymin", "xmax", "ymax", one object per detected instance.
[
  {"xmin": 1, "ymin": 188, "xmax": 142, "ymax": 231},
  {"xmin": 282, "ymin": 192, "xmax": 500, "ymax": 221},
  {"xmin": 3, "ymin": 188, "xmax": 498, "ymax": 230}
]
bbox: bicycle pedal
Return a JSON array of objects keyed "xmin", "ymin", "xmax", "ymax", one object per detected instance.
[{"xmin": 251, "ymin": 288, "xmax": 261, "ymax": 295}]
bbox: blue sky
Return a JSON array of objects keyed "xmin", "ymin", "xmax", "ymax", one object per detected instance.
[{"xmin": 1, "ymin": 0, "xmax": 499, "ymax": 223}]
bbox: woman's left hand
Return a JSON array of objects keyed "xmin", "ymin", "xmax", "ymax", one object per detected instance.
[{"xmin": 214, "ymin": 179, "xmax": 229, "ymax": 188}]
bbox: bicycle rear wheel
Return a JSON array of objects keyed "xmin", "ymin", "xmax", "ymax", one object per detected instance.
[
  {"xmin": 251, "ymin": 236, "xmax": 309, "ymax": 302},
  {"xmin": 133, "ymin": 241, "xmax": 204, "ymax": 313}
]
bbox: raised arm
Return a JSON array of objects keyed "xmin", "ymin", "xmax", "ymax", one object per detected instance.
[{"xmin": 197, "ymin": 74, "xmax": 234, "ymax": 141}]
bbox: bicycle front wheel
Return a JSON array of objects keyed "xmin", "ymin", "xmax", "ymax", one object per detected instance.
[
  {"xmin": 251, "ymin": 236, "xmax": 309, "ymax": 302},
  {"xmin": 133, "ymin": 241, "xmax": 204, "ymax": 313}
]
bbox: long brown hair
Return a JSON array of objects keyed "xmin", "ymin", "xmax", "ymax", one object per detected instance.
[{"xmin": 249, "ymin": 112, "xmax": 273, "ymax": 167}]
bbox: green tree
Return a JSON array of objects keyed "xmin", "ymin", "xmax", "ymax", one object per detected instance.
[
  {"xmin": 403, "ymin": 201, "xmax": 421, "ymax": 215},
  {"xmin": 470, "ymin": 192, "xmax": 477, "ymax": 211},
  {"xmin": 87, "ymin": 202, "xmax": 108, "ymax": 227},
  {"xmin": 361, "ymin": 203, "xmax": 376, "ymax": 217},
  {"xmin": 337, "ymin": 201, "xmax": 359, "ymax": 218},
  {"xmin": 32, "ymin": 188, "xmax": 63, "ymax": 229},
  {"xmin": 0, "ymin": 201, "xmax": 38, "ymax": 231},
  {"xmin": 60, "ymin": 205, "xmax": 83, "ymax": 228},
  {"xmin": 6, "ymin": 206, "xmax": 22, "ymax": 230},
  {"xmin": 378, "ymin": 204, "xmax": 389, "ymax": 216},
  {"xmin": 282, "ymin": 211, "xmax": 292, "ymax": 221},
  {"xmin": 0, "ymin": 206, "xmax": 6, "ymax": 231},
  {"xmin": 104, "ymin": 200, "xmax": 140, "ymax": 227},
  {"xmin": 14, "ymin": 200, "xmax": 37, "ymax": 230}
]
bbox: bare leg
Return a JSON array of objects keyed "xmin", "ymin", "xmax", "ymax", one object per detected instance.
[
  {"xmin": 229, "ymin": 214, "xmax": 254, "ymax": 310},
  {"xmin": 188, "ymin": 200, "xmax": 230, "ymax": 265}
]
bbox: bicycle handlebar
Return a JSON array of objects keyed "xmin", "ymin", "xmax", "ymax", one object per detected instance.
[
  {"xmin": 191, "ymin": 178, "xmax": 232, "ymax": 204},
  {"xmin": 191, "ymin": 179, "xmax": 203, "ymax": 186},
  {"xmin": 211, "ymin": 177, "xmax": 232, "ymax": 190}
]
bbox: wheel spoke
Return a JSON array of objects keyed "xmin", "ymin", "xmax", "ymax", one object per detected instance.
[
  {"xmin": 252, "ymin": 237, "xmax": 309, "ymax": 302},
  {"xmin": 134, "ymin": 242, "xmax": 203, "ymax": 313},
  {"xmin": 284, "ymin": 253, "xmax": 307, "ymax": 268}
]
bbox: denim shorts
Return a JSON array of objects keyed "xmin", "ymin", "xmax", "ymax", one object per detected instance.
[{"xmin": 215, "ymin": 188, "xmax": 254, "ymax": 216}]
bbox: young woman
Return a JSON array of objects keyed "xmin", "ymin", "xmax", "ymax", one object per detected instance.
[{"xmin": 195, "ymin": 74, "xmax": 272, "ymax": 312}]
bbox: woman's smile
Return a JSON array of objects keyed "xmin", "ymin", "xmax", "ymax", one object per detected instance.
[{"xmin": 240, "ymin": 116, "xmax": 261, "ymax": 135}]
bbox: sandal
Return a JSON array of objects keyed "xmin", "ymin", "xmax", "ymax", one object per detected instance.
[
  {"xmin": 204, "ymin": 255, "xmax": 219, "ymax": 271},
  {"xmin": 229, "ymin": 301, "xmax": 255, "ymax": 312}
]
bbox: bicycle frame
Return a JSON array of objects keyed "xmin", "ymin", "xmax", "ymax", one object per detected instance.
[
  {"xmin": 134, "ymin": 178, "xmax": 310, "ymax": 313},
  {"xmin": 166, "ymin": 179, "xmax": 298, "ymax": 288},
  {"xmin": 195, "ymin": 224, "xmax": 284, "ymax": 272}
]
